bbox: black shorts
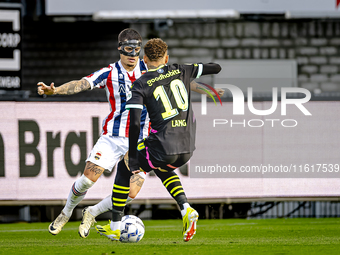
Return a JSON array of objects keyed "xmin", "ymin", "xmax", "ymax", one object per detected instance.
[{"xmin": 136, "ymin": 141, "xmax": 192, "ymax": 173}]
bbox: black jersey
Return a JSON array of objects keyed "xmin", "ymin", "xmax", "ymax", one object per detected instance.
[{"xmin": 126, "ymin": 63, "xmax": 203, "ymax": 155}]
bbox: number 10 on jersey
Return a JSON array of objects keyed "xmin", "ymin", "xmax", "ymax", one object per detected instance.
[{"xmin": 153, "ymin": 79, "xmax": 189, "ymax": 120}]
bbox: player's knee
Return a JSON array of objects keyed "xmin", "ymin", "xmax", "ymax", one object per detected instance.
[{"xmin": 84, "ymin": 161, "xmax": 104, "ymax": 182}]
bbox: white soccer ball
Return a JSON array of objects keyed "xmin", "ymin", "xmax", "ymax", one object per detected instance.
[{"xmin": 119, "ymin": 215, "xmax": 145, "ymax": 243}]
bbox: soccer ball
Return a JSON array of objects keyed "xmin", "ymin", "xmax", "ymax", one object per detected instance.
[{"xmin": 119, "ymin": 215, "xmax": 145, "ymax": 243}]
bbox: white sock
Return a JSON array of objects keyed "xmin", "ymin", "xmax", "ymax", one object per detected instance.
[
  {"xmin": 88, "ymin": 172, "xmax": 145, "ymax": 218},
  {"xmin": 126, "ymin": 196, "xmax": 134, "ymax": 204},
  {"xmin": 180, "ymin": 202, "xmax": 191, "ymax": 217},
  {"xmin": 88, "ymin": 195, "xmax": 112, "ymax": 217},
  {"xmin": 110, "ymin": 221, "xmax": 121, "ymax": 231},
  {"xmin": 89, "ymin": 194, "xmax": 135, "ymax": 218},
  {"xmin": 62, "ymin": 174, "xmax": 95, "ymax": 218}
]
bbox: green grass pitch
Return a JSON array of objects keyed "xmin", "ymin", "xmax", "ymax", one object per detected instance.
[{"xmin": 0, "ymin": 218, "xmax": 340, "ymax": 255}]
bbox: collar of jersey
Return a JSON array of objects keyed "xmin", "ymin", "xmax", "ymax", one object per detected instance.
[{"xmin": 148, "ymin": 64, "xmax": 165, "ymax": 72}]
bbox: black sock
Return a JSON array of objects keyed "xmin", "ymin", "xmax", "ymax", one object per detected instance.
[
  {"xmin": 154, "ymin": 170, "xmax": 188, "ymax": 210},
  {"xmin": 111, "ymin": 159, "xmax": 132, "ymax": 221}
]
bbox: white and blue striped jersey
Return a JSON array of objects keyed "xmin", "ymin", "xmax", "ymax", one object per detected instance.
[{"xmin": 84, "ymin": 59, "xmax": 150, "ymax": 139}]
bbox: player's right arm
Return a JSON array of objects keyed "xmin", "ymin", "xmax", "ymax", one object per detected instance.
[
  {"xmin": 37, "ymin": 79, "xmax": 91, "ymax": 96},
  {"xmin": 126, "ymin": 80, "xmax": 145, "ymax": 174},
  {"xmin": 128, "ymin": 107, "xmax": 142, "ymax": 174}
]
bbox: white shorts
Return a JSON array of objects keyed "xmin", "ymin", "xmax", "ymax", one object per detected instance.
[{"xmin": 86, "ymin": 135, "xmax": 128, "ymax": 172}]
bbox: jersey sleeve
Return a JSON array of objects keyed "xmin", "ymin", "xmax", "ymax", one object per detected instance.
[
  {"xmin": 181, "ymin": 63, "xmax": 204, "ymax": 79},
  {"xmin": 181, "ymin": 63, "xmax": 221, "ymax": 79},
  {"xmin": 126, "ymin": 80, "xmax": 145, "ymax": 110},
  {"xmin": 82, "ymin": 66, "xmax": 112, "ymax": 90}
]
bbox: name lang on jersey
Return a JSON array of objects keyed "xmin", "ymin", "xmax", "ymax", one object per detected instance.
[
  {"xmin": 172, "ymin": 119, "xmax": 187, "ymax": 127},
  {"xmin": 147, "ymin": 69, "xmax": 181, "ymax": 86}
]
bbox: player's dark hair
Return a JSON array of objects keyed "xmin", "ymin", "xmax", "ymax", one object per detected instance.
[
  {"xmin": 118, "ymin": 28, "xmax": 142, "ymax": 43},
  {"xmin": 144, "ymin": 38, "xmax": 168, "ymax": 61}
]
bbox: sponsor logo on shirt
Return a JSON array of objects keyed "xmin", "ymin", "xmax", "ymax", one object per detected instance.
[{"xmin": 147, "ymin": 69, "xmax": 181, "ymax": 86}]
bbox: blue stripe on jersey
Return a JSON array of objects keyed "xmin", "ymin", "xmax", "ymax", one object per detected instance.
[
  {"xmin": 140, "ymin": 59, "xmax": 147, "ymax": 72},
  {"xmin": 112, "ymin": 62, "xmax": 126, "ymax": 136},
  {"xmin": 92, "ymin": 69, "xmax": 111, "ymax": 86}
]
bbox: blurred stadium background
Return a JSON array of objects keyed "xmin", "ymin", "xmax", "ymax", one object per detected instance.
[{"xmin": 1, "ymin": 0, "xmax": 340, "ymax": 224}]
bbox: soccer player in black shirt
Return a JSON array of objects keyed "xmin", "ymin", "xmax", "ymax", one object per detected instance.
[{"xmin": 96, "ymin": 38, "xmax": 221, "ymax": 242}]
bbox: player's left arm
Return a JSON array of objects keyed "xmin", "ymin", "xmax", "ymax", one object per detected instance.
[
  {"xmin": 126, "ymin": 82, "xmax": 144, "ymax": 174},
  {"xmin": 190, "ymin": 80, "xmax": 224, "ymax": 98},
  {"xmin": 201, "ymin": 62, "xmax": 222, "ymax": 75},
  {"xmin": 128, "ymin": 108, "xmax": 142, "ymax": 174}
]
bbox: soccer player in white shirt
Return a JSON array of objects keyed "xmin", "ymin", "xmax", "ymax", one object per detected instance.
[{"xmin": 37, "ymin": 28, "xmax": 149, "ymax": 238}]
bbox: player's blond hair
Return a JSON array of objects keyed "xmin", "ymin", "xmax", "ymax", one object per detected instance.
[{"xmin": 144, "ymin": 38, "xmax": 168, "ymax": 61}]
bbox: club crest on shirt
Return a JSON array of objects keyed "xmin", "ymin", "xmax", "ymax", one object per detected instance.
[
  {"xmin": 119, "ymin": 74, "xmax": 124, "ymax": 79},
  {"xmin": 127, "ymin": 91, "xmax": 132, "ymax": 100},
  {"xmin": 157, "ymin": 69, "xmax": 164, "ymax": 74},
  {"xmin": 95, "ymin": 151, "xmax": 102, "ymax": 160}
]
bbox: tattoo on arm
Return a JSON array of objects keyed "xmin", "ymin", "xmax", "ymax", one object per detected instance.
[
  {"xmin": 191, "ymin": 81, "xmax": 214, "ymax": 98},
  {"xmin": 55, "ymin": 79, "xmax": 91, "ymax": 95},
  {"xmin": 130, "ymin": 174, "xmax": 144, "ymax": 187},
  {"xmin": 190, "ymin": 81, "xmax": 203, "ymax": 93}
]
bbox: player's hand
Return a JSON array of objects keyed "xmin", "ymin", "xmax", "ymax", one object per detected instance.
[
  {"xmin": 128, "ymin": 155, "xmax": 141, "ymax": 174},
  {"xmin": 215, "ymin": 88, "xmax": 224, "ymax": 97},
  {"xmin": 131, "ymin": 169, "xmax": 141, "ymax": 175},
  {"xmin": 37, "ymin": 82, "xmax": 56, "ymax": 96}
]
